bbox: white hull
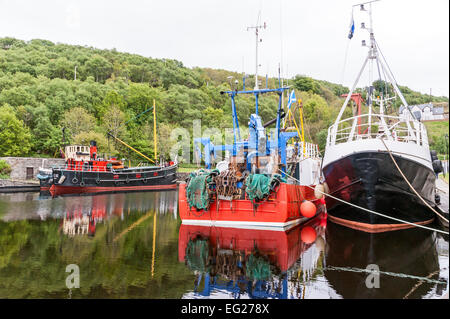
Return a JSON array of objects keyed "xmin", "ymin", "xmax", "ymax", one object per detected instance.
[{"xmin": 323, "ymin": 138, "xmax": 433, "ymax": 170}]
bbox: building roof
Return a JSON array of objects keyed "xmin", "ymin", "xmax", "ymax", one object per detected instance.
[
  {"xmin": 433, "ymin": 107, "xmax": 444, "ymax": 115},
  {"xmin": 399, "ymin": 103, "xmax": 442, "ymax": 115}
]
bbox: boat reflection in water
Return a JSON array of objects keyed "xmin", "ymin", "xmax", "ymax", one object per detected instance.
[
  {"xmin": 59, "ymin": 191, "xmax": 178, "ymax": 237},
  {"xmin": 178, "ymin": 213, "xmax": 328, "ymax": 299},
  {"xmin": 324, "ymin": 222, "xmax": 445, "ymax": 299},
  {"xmin": 2, "ymin": 190, "xmax": 177, "ymax": 226}
]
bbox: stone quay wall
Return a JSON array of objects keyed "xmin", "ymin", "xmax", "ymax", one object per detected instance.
[{"xmin": 0, "ymin": 157, "xmax": 65, "ymax": 180}]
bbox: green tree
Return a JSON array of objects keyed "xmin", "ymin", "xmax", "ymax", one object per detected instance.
[
  {"xmin": 127, "ymin": 83, "xmax": 163, "ymax": 120},
  {"xmin": 102, "ymin": 104, "xmax": 126, "ymax": 138},
  {"xmin": 48, "ymin": 57, "xmax": 74, "ymax": 79},
  {"xmin": 293, "ymin": 76, "xmax": 321, "ymax": 95},
  {"xmin": 61, "ymin": 107, "xmax": 96, "ymax": 137},
  {"xmin": 0, "ymin": 104, "xmax": 32, "ymax": 156},
  {"xmin": 83, "ymin": 54, "xmax": 113, "ymax": 82}
]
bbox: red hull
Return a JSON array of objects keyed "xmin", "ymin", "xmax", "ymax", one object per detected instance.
[
  {"xmin": 179, "ymin": 182, "xmax": 326, "ymax": 229},
  {"xmin": 50, "ymin": 183, "xmax": 177, "ymax": 196}
]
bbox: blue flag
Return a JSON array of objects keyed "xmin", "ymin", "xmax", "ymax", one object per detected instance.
[
  {"xmin": 287, "ymin": 90, "xmax": 297, "ymax": 111},
  {"xmin": 348, "ymin": 14, "xmax": 355, "ymax": 39}
]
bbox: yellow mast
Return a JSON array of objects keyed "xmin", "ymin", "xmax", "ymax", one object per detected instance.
[
  {"xmin": 107, "ymin": 133, "xmax": 154, "ymax": 163},
  {"xmin": 298, "ymin": 100, "xmax": 306, "ymax": 156},
  {"xmin": 151, "ymin": 211, "xmax": 157, "ymax": 278},
  {"xmin": 153, "ymin": 99, "xmax": 158, "ymax": 163},
  {"xmin": 284, "ymin": 95, "xmax": 306, "ymax": 156}
]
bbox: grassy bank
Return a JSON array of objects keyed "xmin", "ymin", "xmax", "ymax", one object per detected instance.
[
  {"xmin": 178, "ymin": 164, "xmax": 200, "ymax": 173},
  {"xmin": 424, "ymin": 120, "xmax": 449, "ymax": 155}
]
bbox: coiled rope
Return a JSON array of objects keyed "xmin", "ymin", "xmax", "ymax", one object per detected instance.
[{"xmin": 278, "ymin": 169, "xmax": 448, "ymax": 235}]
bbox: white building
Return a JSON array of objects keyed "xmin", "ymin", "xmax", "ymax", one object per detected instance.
[{"xmin": 399, "ymin": 103, "xmax": 445, "ymax": 121}]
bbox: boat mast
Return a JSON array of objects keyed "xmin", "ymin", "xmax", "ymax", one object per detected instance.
[
  {"xmin": 333, "ymin": 0, "xmax": 416, "ymax": 131},
  {"xmin": 153, "ymin": 99, "xmax": 158, "ymax": 163}
]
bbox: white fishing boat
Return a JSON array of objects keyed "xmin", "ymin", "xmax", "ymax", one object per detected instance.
[{"xmin": 322, "ymin": 1, "xmax": 441, "ymax": 232}]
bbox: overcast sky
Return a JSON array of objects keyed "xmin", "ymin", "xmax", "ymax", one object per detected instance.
[{"xmin": 1, "ymin": 0, "xmax": 448, "ymax": 96}]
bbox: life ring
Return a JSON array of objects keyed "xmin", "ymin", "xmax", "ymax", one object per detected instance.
[
  {"xmin": 95, "ymin": 178, "xmax": 101, "ymax": 185},
  {"xmin": 72, "ymin": 177, "xmax": 78, "ymax": 184},
  {"xmin": 125, "ymin": 177, "xmax": 130, "ymax": 184},
  {"xmin": 114, "ymin": 180, "xmax": 120, "ymax": 186},
  {"xmin": 80, "ymin": 181, "xmax": 85, "ymax": 187},
  {"xmin": 142, "ymin": 178, "xmax": 148, "ymax": 184}
]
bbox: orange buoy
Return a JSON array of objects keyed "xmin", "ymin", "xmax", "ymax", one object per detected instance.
[
  {"xmin": 300, "ymin": 200, "xmax": 316, "ymax": 218},
  {"xmin": 301, "ymin": 226, "xmax": 317, "ymax": 244}
]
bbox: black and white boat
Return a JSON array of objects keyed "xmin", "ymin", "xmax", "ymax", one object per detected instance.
[{"xmin": 322, "ymin": 1, "xmax": 441, "ymax": 232}]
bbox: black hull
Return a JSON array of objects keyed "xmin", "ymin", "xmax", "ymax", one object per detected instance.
[
  {"xmin": 39, "ymin": 178, "xmax": 53, "ymax": 190},
  {"xmin": 322, "ymin": 151, "xmax": 436, "ymax": 230},
  {"xmin": 51, "ymin": 165, "xmax": 177, "ymax": 194}
]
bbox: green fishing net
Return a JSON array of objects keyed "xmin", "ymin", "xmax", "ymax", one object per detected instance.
[
  {"xmin": 185, "ymin": 239, "xmax": 210, "ymax": 272},
  {"xmin": 246, "ymin": 254, "xmax": 272, "ymax": 281},
  {"xmin": 186, "ymin": 169, "xmax": 219, "ymax": 210},
  {"xmin": 244, "ymin": 174, "xmax": 286, "ymax": 202}
]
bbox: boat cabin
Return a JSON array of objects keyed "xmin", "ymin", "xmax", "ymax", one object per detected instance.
[
  {"xmin": 62, "ymin": 141, "xmax": 123, "ymax": 172},
  {"xmin": 65, "ymin": 145, "xmax": 90, "ymax": 162}
]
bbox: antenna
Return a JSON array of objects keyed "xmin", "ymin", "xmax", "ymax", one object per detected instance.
[{"xmin": 247, "ymin": 15, "xmax": 267, "ymax": 90}]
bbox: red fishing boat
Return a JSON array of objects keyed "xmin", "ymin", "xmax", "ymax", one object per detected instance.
[
  {"xmin": 178, "ymin": 87, "xmax": 327, "ymax": 228},
  {"xmin": 179, "ymin": 25, "xmax": 327, "ymax": 229}
]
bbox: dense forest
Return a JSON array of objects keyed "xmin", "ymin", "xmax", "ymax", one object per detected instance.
[{"xmin": 0, "ymin": 37, "xmax": 448, "ymax": 164}]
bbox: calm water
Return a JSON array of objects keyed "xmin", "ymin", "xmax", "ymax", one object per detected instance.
[{"xmin": 0, "ymin": 190, "xmax": 447, "ymax": 299}]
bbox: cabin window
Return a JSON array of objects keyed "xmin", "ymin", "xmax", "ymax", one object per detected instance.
[{"xmin": 77, "ymin": 146, "xmax": 80, "ymax": 152}]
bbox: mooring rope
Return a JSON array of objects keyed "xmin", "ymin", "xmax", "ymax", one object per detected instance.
[
  {"xmin": 403, "ymin": 268, "xmax": 445, "ymax": 299},
  {"xmin": 379, "ymin": 138, "xmax": 449, "ymax": 224},
  {"xmin": 323, "ymin": 266, "xmax": 447, "ymax": 285},
  {"xmin": 278, "ymin": 169, "xmax": 448, "ymax": 235}
]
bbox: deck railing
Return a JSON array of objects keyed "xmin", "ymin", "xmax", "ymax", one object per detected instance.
[
  {"xmin": 327, "ymin": 114, "xmax": 429, "ymax": 148},
  {"xmin": 298, "ymin": 141, "xmax": 321, "ymax": 159}
]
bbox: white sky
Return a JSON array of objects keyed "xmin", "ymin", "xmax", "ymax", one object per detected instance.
[{"xmin": 0, "ymin": 0, "xmax": 448, "ymax": 96}]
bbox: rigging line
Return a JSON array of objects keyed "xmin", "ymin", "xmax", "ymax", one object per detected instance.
[
  {"xmin": 279, "ymin": 0, "xmax": 284, "ymax": 75},
  {"xmin": 403, "ymin": 268, "xmax": 444, "ymax": 299},
  {"xmin": 375, "ymin": 39, "xmax": 417, "ymax": 121},
  {"xmin": 374, "ymin": 39, "xmax": 400, "ymax": 90},
  {"xmin": 278, "ymin": 168, "xmax": 448, "ymax": 235},
  {"xmin": 379, "ymin": 57, "xmax": 389, "ymax": 101},
  {"xmin": 324, "ymin": 266, "xmax": 447, "ymax": 285},
  {"xmin": 113, "ymin": 211, "xmax": 153, "ymax": 243},
  {"xmin": 340, "ymin": 39, "xmax": 351, "ymax": 85},
  {"xmin": 124, "ymin": 106, "xmax": 154, "ymax": 126},
  {"xmin": 379, "ymin": 138, "xmax": 449, "ymax": 224}
]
